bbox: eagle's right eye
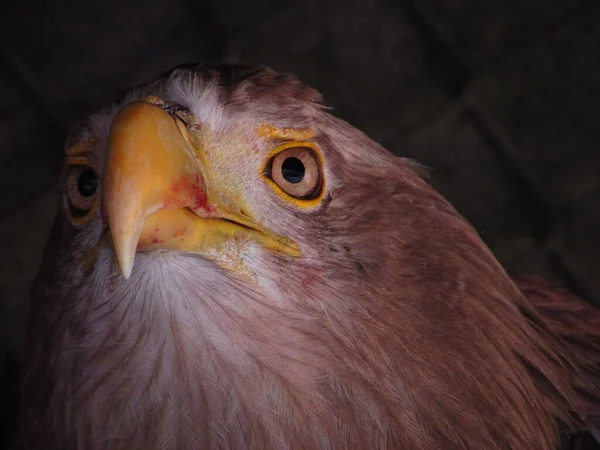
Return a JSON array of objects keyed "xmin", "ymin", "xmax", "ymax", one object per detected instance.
[{"xmin": 66, "ymin": 165, "xmax": 99, "ymax": 218}]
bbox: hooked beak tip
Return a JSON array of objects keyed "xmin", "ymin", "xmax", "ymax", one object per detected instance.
[
  {"xmin": 109, "ymin": 216, "xmax": 143, "ymax": 280},
  {"xmin": 119, "ymin": 253, "xmax": 134, "ymax": 280}
]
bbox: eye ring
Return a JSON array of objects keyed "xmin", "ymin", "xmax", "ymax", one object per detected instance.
[
  {"xmin": 267, "ymin": 147, "xmax": 322, "ymax": 199},
  {"xmin": 66, "ymin": 164, "xmax": 99, "ymax": 218}
]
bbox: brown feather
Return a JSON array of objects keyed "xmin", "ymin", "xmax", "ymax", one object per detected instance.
[{"xmin": 513, "ymin": 274, "xmax": 600, "ymax": 428}]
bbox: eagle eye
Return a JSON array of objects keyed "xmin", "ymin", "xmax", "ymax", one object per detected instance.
[
  {"xmin": 66, "ymin": 165, "xmax": 99, "ymax": 218},
  {"xmin": 267, "ymin": 147, "xmax": 322, "ymax": 200}
]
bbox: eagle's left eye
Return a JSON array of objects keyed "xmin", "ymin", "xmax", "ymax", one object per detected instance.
[
  {"xmin": 66, "ymin": 165, "xmax": 99, "ymax": 218},
  {"xmin": 268, "ymin": 147, "xmax": 322, "ymax": 199}
]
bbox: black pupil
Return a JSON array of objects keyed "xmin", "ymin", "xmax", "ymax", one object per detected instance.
[
  {"xmin": 281, "ymin": 157, "xmax": 305, "ymax": 184},
  {"xmin": 77, "ymin": 169, "xmax": 98, "ymax": 197}
]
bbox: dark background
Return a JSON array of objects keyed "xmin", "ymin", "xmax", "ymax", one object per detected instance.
[{"xmin": 0, "ymin": 0, "xmax": 599, "ymax": 447}]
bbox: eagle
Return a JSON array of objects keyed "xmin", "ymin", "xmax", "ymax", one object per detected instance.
[{"xmin": 19, "ymin": 63, "xmax": 600, "ymax": 449}]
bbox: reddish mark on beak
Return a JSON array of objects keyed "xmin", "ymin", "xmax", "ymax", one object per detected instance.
[
  {"xmin": 164, "ymin": 175, "xmax": 214, "ymax": 213},
  {"xmin": 186, "ymin": 173, "xmax": 213, "ymax": 212},
  {"xmin": 143, "ymin": 225, "xmax": 184, "ymax": 246},
  {"xmin": 147, "ymin": 227, "xmax": 163, "ymax": 244},
  {"xmin": 189, "ymin": 185, "xmax": 211, "ymax": 211}
]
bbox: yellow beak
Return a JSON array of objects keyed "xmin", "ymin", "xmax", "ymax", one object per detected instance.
[{"xmin": 102, "ymin": 98, "xmax": 299, "ymax": 279}]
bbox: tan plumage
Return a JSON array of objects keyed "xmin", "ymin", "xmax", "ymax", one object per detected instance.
[{"xmin": 19, "ymin": 63, "xmax": 600, "ymax": 449}]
